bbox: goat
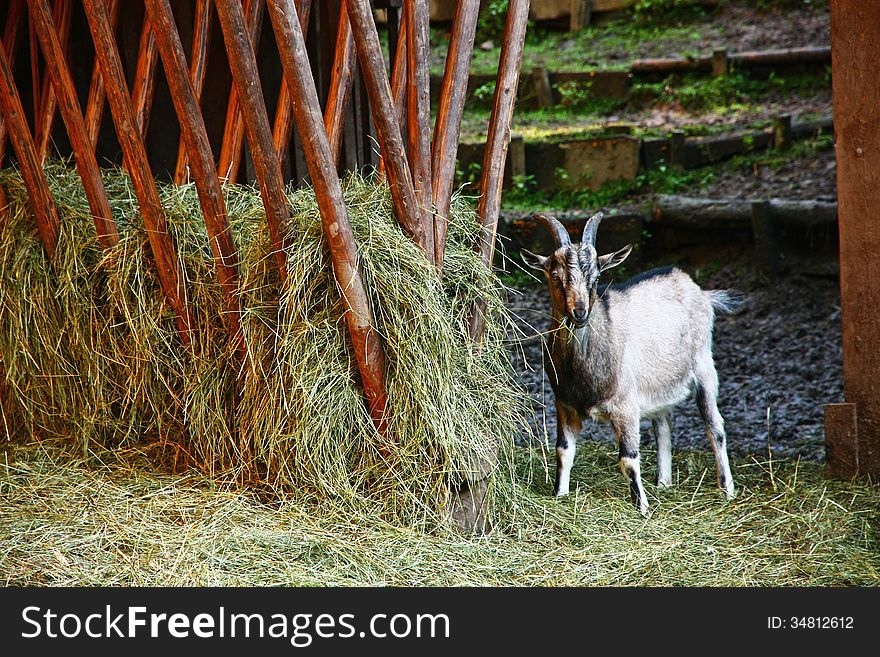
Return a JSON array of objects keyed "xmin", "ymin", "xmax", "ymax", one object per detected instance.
[{"xmin": 521, "ymin": 211, "xmax": 742, "ymax": 515}]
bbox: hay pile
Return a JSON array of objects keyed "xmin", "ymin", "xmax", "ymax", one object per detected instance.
[
  {"xmin": 2, "ymin": 438, "xmax": 878, "ymax": 585},
  {"xmin": 0, "ymin": 163, "xmax": 526, "ymax": 528}
]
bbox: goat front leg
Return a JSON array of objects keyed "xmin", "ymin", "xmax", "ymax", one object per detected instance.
[
  {"xmin": 612, "ymin": 405, "xmax": 649, "ymax": 515},
  {"xmin": 554, "ymin": 402, "xmax": 583, "ymax": 496}
]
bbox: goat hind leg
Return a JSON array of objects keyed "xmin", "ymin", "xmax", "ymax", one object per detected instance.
[
  {"xmin": 695, "ymin": 358, "xmax": 734, "ymax": 498},
  {"xmin": 554, "ymin": 402, "xmax": 583, "ymax": 497},
  {"xmin": 652, "ymin": 412, "xmax": 673, "ymax": 488}
]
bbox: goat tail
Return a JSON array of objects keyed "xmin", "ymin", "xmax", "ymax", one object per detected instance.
[{"xmin": 707, "ymin": 289, "xmax": 747, "ymax": 316}]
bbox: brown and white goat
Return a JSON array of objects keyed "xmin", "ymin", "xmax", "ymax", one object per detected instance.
[{"xmin": 522, "ymin": 212, "xmax": 742, "ymax": 515}]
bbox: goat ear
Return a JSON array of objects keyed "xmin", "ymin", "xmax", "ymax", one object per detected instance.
[
  {"xmin": 521, "ymin": 249, "xmax": 548, "ymax": 270},
  {"xmin": 598, "ymin": 244, "xmax": 633, "ymax": 273}
]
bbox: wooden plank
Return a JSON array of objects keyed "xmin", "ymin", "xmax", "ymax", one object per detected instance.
[
  {"xmin": 431, "ymin": 0, "xmax": 478, "ymax": 270},
  {"xmin": 0, "ymin": 0, "xmax": 26, "ymax": 165},
  {"xmin": 145, "ymin": 0, "xmax": 243, "ymax": 354},
  {"xmin": 173, "ymin": 0, "xmax": 213, "ymax": 184},
  {"xmin": 130, "ymin": 15, "xmax": 159, "ymax": 138},
  {"xmin": 406, "ymin": 0, "xmax": 434, "ymax": 265},
  {"xmin": 469, "ymin": 0, "xmax": 530, "ymax": 342},
  {"xmin": 271, "ymin": 0, "xmax": 312, "ymax": 162},
  {"xmin": 215, "ymin": 0, "xmax": 290, "ymax": 280},
  {"xmin": 82, "ymin": 0, "xmax": 194, "ymax": 345},
  {"xmin": 322, "ymin": 0, "xmax": 354, "ymax": 164},
  {"xmin": 84, "ymin": 0, "xmax": 119, "ymax": 148},
  {"xmin": 35, "ymin": 0, "xmax": 72, "ymax": 163},
  {"xmin": 0, "ymin": 42, "xmax": 60, "ymax": 258},
  {"xmin": 829, "ymin": 1, "xmax": 880, "ymax": 477},
  {"xmin": 28, "ymin": 0, "xmax": 119, "ymax": 250},
  {"xmin": 217, "ymin": 0, "xmax": 264, "ymax": 183},
  {"xmin": 347, "ymin": 0, "xmax": 423, "ymax": 252},
  {"xmin": 267, "ymin": 0, "xmax": 390, "ymax": 435}
]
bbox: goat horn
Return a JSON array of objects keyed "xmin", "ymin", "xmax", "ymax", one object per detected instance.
[
  {"xmin": 533, "ymin": 213, "xmax": 571, "ymax": 248},
  {"xmin": 582, "ymin": 211, "xmax": 604, "ymax": 245}
]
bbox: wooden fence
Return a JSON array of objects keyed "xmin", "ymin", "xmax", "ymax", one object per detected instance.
[{"xmin": 0, "ymin": 0, "xmax": 531, "ymax": 523}]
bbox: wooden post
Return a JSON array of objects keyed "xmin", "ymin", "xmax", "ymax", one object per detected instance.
[
  {"xmin": 83, "ymin": 0, "xmax": 119, "ymax": 148},
  {"xmin": 0, "ymin": 42, "xmax": 60, "ymax": 258},
  {"xmin": 130, "ymin": 17, "xmax": 159, "ymax": 137},
  {"xmin": 28, "ymin": 0, "xmax": 119, "ymax": 250},
  {"xmin": 711, "ymin": 48, "xmax": 727, "ymax": 77},
  {"xmin": 215, "ymin": 0, "xmax": 290, "ymax": 281},
  {"xmin": 271, "ymin": 0, "xmax": 312, "ymax": 162},
  {"xmin": 669, "ymin": 130, "xmax": 686, "ymax": 170},
  {"xmin": 145, "ymin": 0, "xmax": 244, "ymax": 355},
  {"xmin": 750, "ymin": 200, "xmax": 779, "ymax": 274},
  {"xmin": 173, "ymin": 0, "xmax": 213, "ymax": 184},
  {"xmin": 323, "ymin": 0, "xmax": 355, "ymax": 164},
  {"xmin": 824, "ymin": 403, "xmax": 858, "ymax": 479},
  {"xmin": 35, "ymin": 0, "xmax": 72, "ymax": 163},
  {"xmin": 82, "ymin": 0, "xmax": 194, "ymax": 345},
  {"xmin": 431, "ymin": 0, "xmax": 479, "ymax": 270},
  {"xmin": 569, "ymin": 0, "xmax": 590, "ymax": 31},
  {"xmin": 406, "ymin": 0, "xmax": 435, "ymax": 266},
  {"xmin": 267, "ymin": 0, "xmax": 390, "ymax": 435},
  {"xmin": 217, "ymin": 0, "xmax": 264, "ymax": 183},
  {"xmin": 347, "ymin": 0, "xmax": 424, "ymax": 253},
  {"xmin": 826, "ymin": 0, "xmax": 880, "ymax": 478},
  {"xmin": 0, "ymin": 0, "xmax": 26, "ymax": 165},
  {"xmin": 773, "ymin": 114, "xmax": 792, "ymax": 151},
  {"xmin": 531, "ymin": 65, "xmax": 554, "ymax": 109}
]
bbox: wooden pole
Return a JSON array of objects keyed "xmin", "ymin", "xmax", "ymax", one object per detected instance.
[
  {"xmin": 83, "ymin": 0, "xmax": 119, "ymax": 148},
  {"xmin": 173, "ymin": 0, "xmax": 213, "ymax": 184},
  {"xmin": 431, "ymin": 0, "xmax": 479, "ymax": 269},
  {"xmin": 0, "ymin": 0, "xmax": 26, "ymax": 166},
  {"xmin": 271, "ymin": 0, "xmax": 312, "ymax": 161},
  {"xmin": 0, "ymin": 42, "xmax": 60, "ymax": 259},
  {"xmin": 214, "ymin": 0, "xmax": 290, "ymax": 281},
  {"xmin": 267, "ymin": 0, "xmax": 390, "ymax": 434},
  {"xmin": 322, "ymin": 0, "xmax": 354, "ymax": 164},
  {"xmin": 217, "ymin": 0, "xmax": 263, "ymax": 183},
  {"xmin": 27, "ymin": 0, "xmax": 119, "ymax": 249},
  {"xmin": 82, "ymin": 0, "xmax": 194, "ymax": 345},
  {"xmin": 34, "ymin": 0, "xmax": 71, "ymax": 162},
  {"xmin": 145, "ymin": 0, "xmax": 244, "ymax": 354},
  {"xmin": 130, "ymin": 15, "xmax": 159, "ymax": 138},
  {"xmin": 406, "ymin": 0, "xmax": 434, "ymax": 266},
  {"xmin": 825, "ymin": 0, "xmax": 880, "ymax": 479},
  {"xmin": 346, "ymin": 0, "xmax": 424, "ymax": 254},
  {"xmin": 469, "ymin": 0, "xmax": 530, "ymax": 342}
]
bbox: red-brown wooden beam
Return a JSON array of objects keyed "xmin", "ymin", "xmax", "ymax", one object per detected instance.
[
  {"xmin": 320, "ymin": 0, "xmax": 353, "ymax": 164},
  {"xmin": 0, "ymin": 0, "xmax": 26, "ymax": 166},
  {"xmin": 271, "ymin": 0, "xmax": 311, "ymax": 160},
  {"xmin": 34, "ymin": 0, "xmax": 71, "ymax": 162},
  {"xmin": 145, "ymin": 0, "xmax": 243, "ymax": 354},
  {"xmin": 217, "ymin": 0, "xmax": 263, "ymax": 182},
  {"xmin": 82, "ymin": 0, "xmax": 194, "ymax": 345},
  {"xmin": 83, "ymin": 0, "xmax": 119, "ymax": 147},
  {"xmin": 215, "ymin": 0, "xmax": 289, "ymax": 280},
  {"xmin": 131, "ymin": 15, "xmax": 159, "ymax": 138},
  {"xmin": 0, "ymin": 42, "xmax": 59, "ymax": 258},
  {"xmin": 377, "ymin": 2, "xmax": 406, "ymax": 178},
  {"xmin": 346, "ymin": 0, "xmax": 423, "ymax": 254},
  {"xmin": 406, "ymin": 0, "xmax": 434, "ymax": 266},
  {"xmin": 27, "ymin": 0, "xmax": 119, "ymax": 249},
  {"xmin": 469, "ymin": 0, "xmax": 530, "ymax": 342},
  {"xmin": 173, "ymin": 0, "xmax": 213, "ymax": 185},
  {"xmin": 825, "ymin": 0, "xmax": 880, "ymax": 479},
  {"xmin": 431, "ymin": 0, "xmax": 479, "ymax": 270},
  {"xmin": 267, "ymin": 0, "xmax": 389, "ymax": 434}
]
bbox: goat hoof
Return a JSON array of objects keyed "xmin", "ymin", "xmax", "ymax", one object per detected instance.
[
  {"xmin": 721, "ymin": 483, "xmax": 735, "ymax": 500},
  {"xmin": 638, "ymin": 501, "xmax": 650, "ymax": 517},
  {"xmin": 554, "ymin": 489, "xmax": 570, "ymax": 498},
  {"xmin": 656, "ymin": 478, "xmax": 673, "ymax": 489}
]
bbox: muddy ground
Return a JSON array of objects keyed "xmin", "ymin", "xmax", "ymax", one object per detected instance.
[{"xmin": 505, "ymin": 246, "xmax": 842, "ymax": 464}]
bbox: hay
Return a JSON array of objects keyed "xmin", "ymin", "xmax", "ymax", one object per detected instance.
[
  {"xmin": 0, "ymin": 162, "xmax": 526, "ymax": 529},
  {"xmin": 1, "ymin": 438, "xmax": 878, "ymax": 585}
]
